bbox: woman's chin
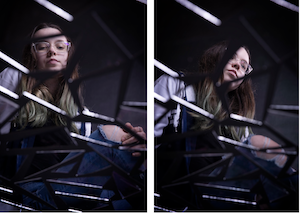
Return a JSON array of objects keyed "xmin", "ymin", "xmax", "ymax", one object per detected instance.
[{"xmin": 47, "ymin": 66, "xmax": 65, "ymax": 71}]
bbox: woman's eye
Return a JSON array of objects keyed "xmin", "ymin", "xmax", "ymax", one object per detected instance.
[
  {"xmin": 56, "ymin": 43, "xmax": 66, "ymax": 50},
  {"xmin": 241, "ymin": 62, "xmax": 248, "ymax": 70},
  {"xmin": 241, "ymin": 61, "xmax": 248, "ymax": 70},
  {"xmin": 37, "ymin": 45, "xmax": 47, "ymax": 50}
]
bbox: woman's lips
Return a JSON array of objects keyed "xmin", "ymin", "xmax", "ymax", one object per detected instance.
[
  {"xmin": 47, "ymin": 59, "xmax": 59, "ymax": 64},
  {"xmin": 227, "ymin": 69, "xmax": 237, "ymax": 78}
]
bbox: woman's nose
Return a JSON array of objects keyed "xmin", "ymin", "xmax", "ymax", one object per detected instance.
[
  {"xmin": 48, "ymin": 45, "xmax": 57, "ymax": 55},
  {"xmin": 232, "ymin": 61, "xmax": 240, "ymax": 70}
]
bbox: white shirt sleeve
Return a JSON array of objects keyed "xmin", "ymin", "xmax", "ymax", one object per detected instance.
[
  {"xmin": 0, "ymin": 67, "xmax": 21, "ymax": 92},
  {"xmin": 0, "ymin": 67, "xmax": 22, "ymax": 134},
  {"xmin": 154, "ymin": 75, "xmax": 185, "ymax": 137}
]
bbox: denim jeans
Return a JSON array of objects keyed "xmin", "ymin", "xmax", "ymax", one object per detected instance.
[
  {"xmin": 199, "ymin": 136, "xmax": 298, "ymax": 210},
  {"xmin": 20, "ymin": 126, "xmax": 141, "ymax": 210}
]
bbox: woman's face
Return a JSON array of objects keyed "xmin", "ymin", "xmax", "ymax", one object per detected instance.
[
  {"xmin": 33, "ymin": 27, "xmax": 69, "ymax": 71},
  {"xmin": 222, "ymin": 47, "xmax": 250, "ymax": 92}
]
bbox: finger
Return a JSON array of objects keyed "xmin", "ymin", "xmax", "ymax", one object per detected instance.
[
  {"xmin": 121, "ymin": 133, "xmax": 132, "ymax": 142},
  {"xmin": 131, "ymin": 144, "xmax": 146, "ymax": 150},
  {"xmin": 132, "ymin": 126, "xmax": 143, "ymax": 133},
  {"xmin": 120, "ymin": 144, "xmax": 146, "ymax": 151},
  {"xmin": 124, "ymin": 126, "xmax": 143, "ymax": 137},
  {"xmin": 125, "ymin": 123, "xmax": 143, "ymax": 132},
  {"xmin": 121, "ymin": 126, "xmax": 144, "ymax": 142},
  {"xmin": 132, "ymin": 152, "xmax": 141, "ymax": 157},
  {"xmin": 122, "ymin": 136, "xmax": 137, "ymax": 145},
  {"xmin": 124, "ymin": 122, "xmax": 134, "ymax": 131},
  {"xmin": 122, "ymin": 132, "xmax": 146, "ymax": 144},
  {"xmin": 129, "ymin": 144, "xmax": 147, "ymax": 157},
  {"xmin": 122, "ymin": 122, "xmax": 133, "ymax": 133}
]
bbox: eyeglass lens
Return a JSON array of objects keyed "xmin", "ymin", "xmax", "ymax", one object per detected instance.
[
  {"xmin": 230, "ymin": 55, "xmax": 252, "ymax": 74},
  {"xmin": 34, "ymin": 41, "xmax": 69, "ymax": 53}
]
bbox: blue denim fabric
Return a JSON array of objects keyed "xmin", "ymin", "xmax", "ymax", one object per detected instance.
[
  {"xmin": 203, "ymin": 136, "xmax": 298, "ymax": 210},
  {"xmin": 20, "ymin": 125, "xmax": 139, "ymax": 210},
  {"xmin": 16, "ymin": 136, "xmax": 35, "ymax": 172}
]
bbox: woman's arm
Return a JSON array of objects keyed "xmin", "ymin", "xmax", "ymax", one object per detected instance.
[
  {"xmin": 154, "ymin": 75, "xmax": 185, "ymax": 137},
  {"xmin": 0, "ymin": 67, "xmax": 22, "ymax": 91},
  {"xmin": 0, "ymin": 67, "xmax": 22, "ymax": 134}
]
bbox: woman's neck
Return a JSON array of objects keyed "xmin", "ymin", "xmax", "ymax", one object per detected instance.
[{"xmin": 44, "ymin": 75, "xmax": 61, "ymax": 97}]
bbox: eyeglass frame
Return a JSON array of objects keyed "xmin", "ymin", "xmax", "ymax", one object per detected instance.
[
  {"xmin": 32, "ymin": 41, "xmax": 71, "ymax": 54},
  {"xmin": 229, "ymin": 55, "xmax": 253, "ymax": 75}
]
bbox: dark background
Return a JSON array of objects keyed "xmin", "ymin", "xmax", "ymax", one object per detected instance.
[
  {"xmin": 0, "ymin": 0, "xmax": 147, "ymax": 133},
  {"xmin": 155, "ymin": 0, "xmax": 298, "ymax": 167}
]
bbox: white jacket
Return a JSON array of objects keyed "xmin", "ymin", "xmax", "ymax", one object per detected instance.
[
  {"xmin": 0, "ymin": 67, "xmax": 21, "ymax": 134},
  {"xmin": 154, "ymin": 74, "xmax": 195, "ymax": 137}
]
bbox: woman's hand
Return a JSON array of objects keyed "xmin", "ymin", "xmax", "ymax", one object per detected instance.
[{"xmin": 121, "ymin": 122, "xmax": 146, "ymax": 157}]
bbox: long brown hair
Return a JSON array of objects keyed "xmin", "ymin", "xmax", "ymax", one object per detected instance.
[
  {"xmin": 15, "ymin": 23, "xmax": 81, "ymax": 133},
  {"xmin": 192, "ymin": 41, "xmax": 255, "ymax": 141}
]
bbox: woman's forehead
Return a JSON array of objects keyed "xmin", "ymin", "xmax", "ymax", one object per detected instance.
[
  {"xmin": 236, "ymin": 47, "xmax": 250, "ymax": 63},
  {"xmin": 33, "ymin": 27, "xmax": 67, "ymax": 42}
]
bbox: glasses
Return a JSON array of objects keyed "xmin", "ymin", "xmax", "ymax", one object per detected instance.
[
  {"xmin": 229, "ymin": 54, "xmax": 253, "ymax": 75},
  {"xmin": 32, "ymin": 41, "xmax": 71, "ymax": 54}
]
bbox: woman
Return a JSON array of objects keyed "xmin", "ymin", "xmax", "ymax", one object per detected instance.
[
  {"xmin": 0, "ymin": 23, "xmax": 146, "ymax": 210},
  {"xmin": 154, "ymin": 41, "xmax": 296, "ymax": 209},
  {"xmin": 155, "ymin": 41, "xmax": 286, "ymax": 167}
]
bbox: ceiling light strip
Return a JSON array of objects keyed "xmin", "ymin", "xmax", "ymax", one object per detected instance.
[
  {"xmin": 0, "ymin": 51, "xmax": 29, "ymax": 74},
  {"xmin": 270, "ymin": 0, "xmax": 299, "ymax": 12},
  {"xmin": 34, "ymin": 0, "xmax": 74, "ymax": 21},
  {"xmin": 154, "ymin": 59, "xmax": 179, "ymax": 77},
  {"xmin": 175, "ymin": 0, "xmax": 222, "ymax": 26}
]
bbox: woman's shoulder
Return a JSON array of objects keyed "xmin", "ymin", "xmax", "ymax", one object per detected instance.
[
  {"xmin": 0, "ymin": 67, "xmax": 22, "ymax": 92},
  {"xmin": 155, "ymin": 74, "xmax": 196, "ymax": 101},
  {"xmin": 155, "ymin": 74, "xmax": 183, "ymax": 86},
  {"xmin": 0, "ymin": 67, "xmax": 22, "ymax": 78},
  {"xmin": 155, "ymin": 74, "xmax": 186, "ymax": 94}
]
